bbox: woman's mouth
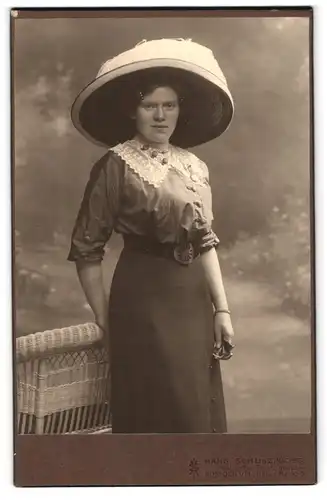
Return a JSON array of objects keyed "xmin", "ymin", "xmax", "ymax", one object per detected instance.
[{"xmin": 152, "ymin": 125, "xmax": 168, "ymax": 133}]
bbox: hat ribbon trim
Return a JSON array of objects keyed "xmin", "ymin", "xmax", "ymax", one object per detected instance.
[{"xmin": 96, "ymin": 58, "xmax": 229, "ymax": 93}]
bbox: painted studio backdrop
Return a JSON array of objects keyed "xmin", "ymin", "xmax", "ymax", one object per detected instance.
[{"xmin": 13, "ymin": 15, "xmax": 311, "ymax": 433}]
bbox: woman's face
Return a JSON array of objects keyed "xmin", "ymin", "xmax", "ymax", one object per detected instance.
[{"xmin": 134, "ymin": 86, "xmax": 180, "ymax": 148}]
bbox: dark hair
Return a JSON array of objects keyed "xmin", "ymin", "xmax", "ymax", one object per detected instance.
[{"xmin": 122, "ymin": 71, "xmax": 188, "ymax": 119}]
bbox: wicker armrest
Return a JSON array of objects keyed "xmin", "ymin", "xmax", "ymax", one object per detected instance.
[{"xmin": 16, "ymin": 322, "xmax": 103, "ymax": 363}]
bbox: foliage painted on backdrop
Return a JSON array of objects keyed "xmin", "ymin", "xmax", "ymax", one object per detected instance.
[
  {"xmin": 219, "ymin": 194, "xmax": 311, "ymax": 318},
  {"xmin": 14, "ymin": 17, "xmax": 311, "ymax": 319}
]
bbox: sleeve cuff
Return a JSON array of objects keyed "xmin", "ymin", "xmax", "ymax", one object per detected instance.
[
  {"xmin": 198, "ymin": 229, "xmax": 220, "ymax": 255},
  {"xmin": 67, "ymin": 245, "xmax": 105, "ymax": 263}
]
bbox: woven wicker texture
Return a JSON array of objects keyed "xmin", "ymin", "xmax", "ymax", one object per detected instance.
[
  {"xmin": 16, "ymin": 322, "xmax": 103, "ymax": 362},
  {"xmin": 16, "ymin": 323, "xmax": 111, "ymax": 435}
]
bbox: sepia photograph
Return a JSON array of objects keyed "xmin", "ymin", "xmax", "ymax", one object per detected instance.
[{"xmin": 12, "ymin": 7, "xmax": 315, "ymax": 486}]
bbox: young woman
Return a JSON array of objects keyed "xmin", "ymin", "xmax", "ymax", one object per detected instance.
[{"xmin": 68, "ymin": 38, "xmax": 235, "ymax": 434}]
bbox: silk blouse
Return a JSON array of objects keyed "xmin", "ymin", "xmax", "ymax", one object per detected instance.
[{"xmin": 67, "ymin": 139, "xmax": 219, "ymax": 262}]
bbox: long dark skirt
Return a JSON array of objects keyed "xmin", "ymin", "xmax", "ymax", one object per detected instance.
[{"xmin": 108, "ymin": 247, "xmax": 227, "ymax": 434}]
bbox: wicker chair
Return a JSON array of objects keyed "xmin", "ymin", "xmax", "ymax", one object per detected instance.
[{"xmin": 16, "ymin": 323, "xmax": 112, "ymax": 435}]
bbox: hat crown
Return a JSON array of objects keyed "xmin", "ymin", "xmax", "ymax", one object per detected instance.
[{"xmin": 97, "ymin": 38, "xmax": 227, "ymax": 86}]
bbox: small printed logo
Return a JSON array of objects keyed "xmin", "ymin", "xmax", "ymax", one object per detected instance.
[{"xmin": 188, "ymin": 458, "xmax": 200, "ymax": 478}]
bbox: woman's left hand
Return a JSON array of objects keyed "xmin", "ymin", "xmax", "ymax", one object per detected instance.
[{"xmin": 214, "ymin": 312, "xmax": 235, "ymax": 349}]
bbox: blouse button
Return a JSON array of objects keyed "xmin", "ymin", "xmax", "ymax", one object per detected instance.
[
  {"xmin": 187, "ymin": 185, "xmax": 196, "ymax": 192},
  {"xmin": 194, "ymin": 201, "xmax": 202, "ymax": 208}
]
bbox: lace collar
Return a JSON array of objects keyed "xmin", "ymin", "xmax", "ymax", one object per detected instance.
[{"xmin": 110, "ymin": 139, "xmax": 208, "ymax": 188}]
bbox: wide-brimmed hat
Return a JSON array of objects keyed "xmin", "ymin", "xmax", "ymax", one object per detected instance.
[{"xmin": 71, "ymin": 38, "xmax": 234, "ymax": 149}]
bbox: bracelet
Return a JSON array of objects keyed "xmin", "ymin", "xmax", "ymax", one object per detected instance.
[{"xmin": 214, "ymin": 308, "xmax": 231, "ymax": 315}]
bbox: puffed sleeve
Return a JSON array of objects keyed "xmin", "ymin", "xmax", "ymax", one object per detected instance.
[
  {"xmin": 67, "ymin": 151, "xmax": 123, "ymax": 263},
  {"xmin": 197, "ymin": 160, "xmax": 220, "ymax": 254}
]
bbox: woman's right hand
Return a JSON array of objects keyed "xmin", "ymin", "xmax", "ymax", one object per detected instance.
[{"xmin": 95, "ymin": 316, "xmax": 110, "ymax": 349}]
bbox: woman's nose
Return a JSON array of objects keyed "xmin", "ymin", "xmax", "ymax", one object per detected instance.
[{"xmin": 154, "ymin": 105, "xmax": 165, "ymax": 121}]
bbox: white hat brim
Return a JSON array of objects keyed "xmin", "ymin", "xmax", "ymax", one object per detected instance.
[{"xmin": 72, "ymin": 58, "xmax": 234, "ymax": 148}]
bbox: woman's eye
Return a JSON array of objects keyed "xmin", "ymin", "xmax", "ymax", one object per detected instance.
[
  {"xmin": 141, "ymin": 102, "xmax": 177, "ymax": 111},
  {"xmin": 143, "ymin": 103, "xmax": 155, "ymax": 110}
]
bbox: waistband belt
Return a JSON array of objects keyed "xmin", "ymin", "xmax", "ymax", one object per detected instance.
[{"xmin": 123, "ymin": 235, "xmax": 199, "ymax": 265}]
